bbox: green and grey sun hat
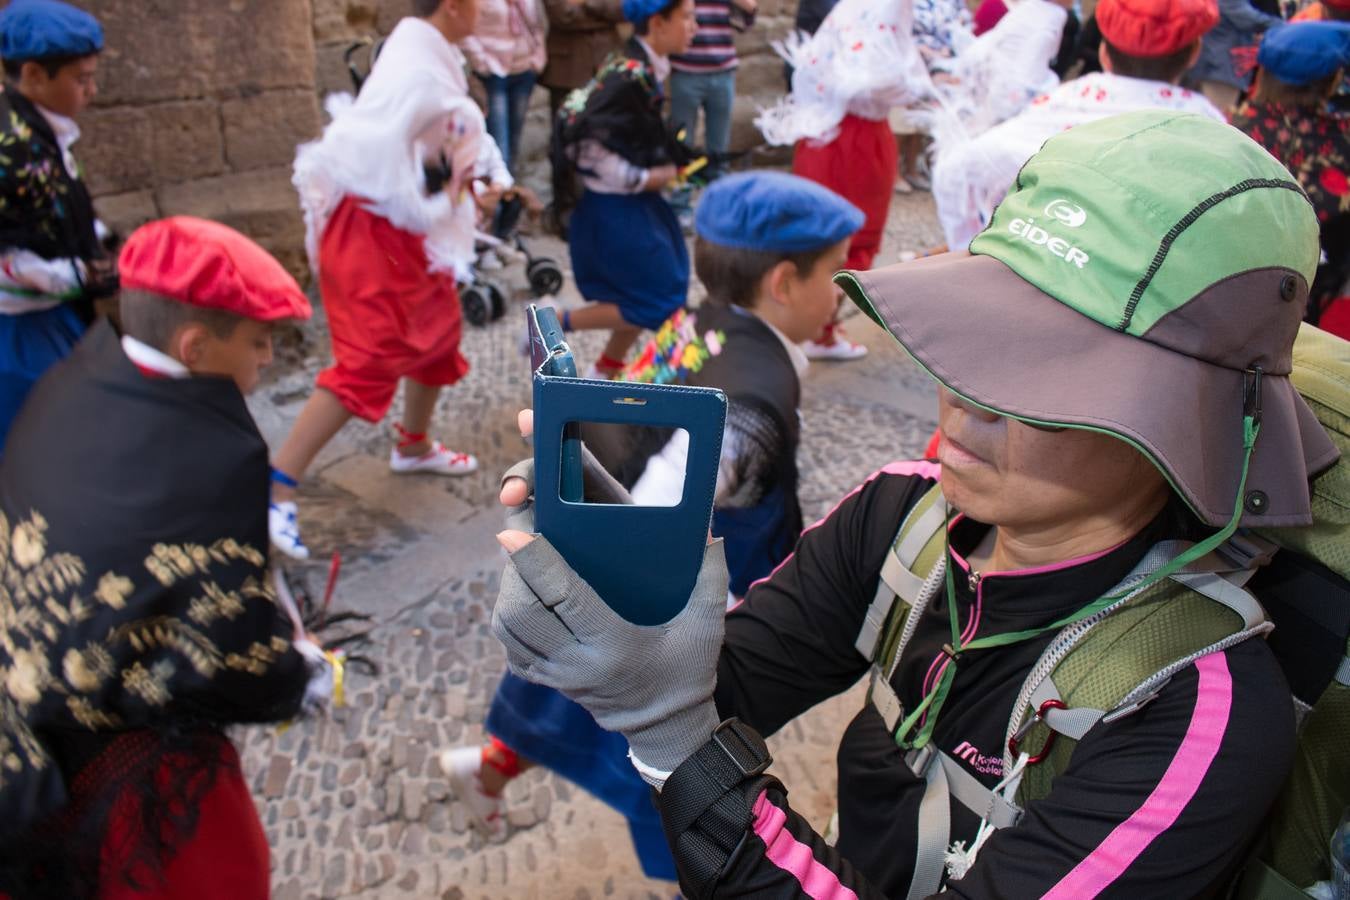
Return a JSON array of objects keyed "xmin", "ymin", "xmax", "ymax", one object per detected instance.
[{"xmin": 840, "ymin": 109, "xmax": 1340, "ymax": 528}]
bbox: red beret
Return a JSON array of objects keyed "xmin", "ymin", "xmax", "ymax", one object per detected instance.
[
  {"xmin": 118, "ymin": 217, "xmax": 312, "ymax": 322},
  {"xmin": 1097, "ymin": 0, "xmax": 1219, "ymax": 57}
]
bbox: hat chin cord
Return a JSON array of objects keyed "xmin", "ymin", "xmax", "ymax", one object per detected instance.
[{"xmin": 892, "ymin": 387, "xmax": 1263, "ymax": 754}]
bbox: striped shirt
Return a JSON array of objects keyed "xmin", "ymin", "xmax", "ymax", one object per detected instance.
[{"xmin": 670, "ymin": 1, "xmax": 754, "ymax": 74}]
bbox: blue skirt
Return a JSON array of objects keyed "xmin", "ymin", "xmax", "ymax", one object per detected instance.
[
  {"xmin": 486, "ymin": 672, "xmax": 677, "ymax": 881},
  {"xmin": 569, "ymin": 190, "xmax": 689, "ymax": 330},
  {"xmin": 0, "ymin": 304, "xmax": 85, "ymax": 454}
]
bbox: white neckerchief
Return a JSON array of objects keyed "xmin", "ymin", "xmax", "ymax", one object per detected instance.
[
  {"xmin": 636, "ymin": 36, "xmax": 672, "ymax": 83},
  {"xmin": 36, "ymin": 103, "xmax": 81, "ymax": 178},
  {"xmin": 292, "ymin": 16, "xmax": 485, "ymax": 280},
  {"xmin": 121, "ymin": 335, "xmax": 190, "ymax": 379}
]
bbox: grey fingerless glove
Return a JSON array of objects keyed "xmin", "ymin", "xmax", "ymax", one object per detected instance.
[{"xmin": 492, "ymin": 535, "xmax": 729, "ymax": 775}]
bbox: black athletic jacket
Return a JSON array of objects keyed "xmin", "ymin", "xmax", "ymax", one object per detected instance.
[{"xmin": 659, "ymin": 464, "xmax": 1299, "ymax": 898}]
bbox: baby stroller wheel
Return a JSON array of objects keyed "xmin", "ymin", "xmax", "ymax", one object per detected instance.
[
  {"xmin": 527, "ymin": 258, "xmax": 564, "ymax": 297},
  {"xmin": 461, "ymin": 283, "xmax": 491, "ymax": 327},
  {"xmin": 486, "ymin": 281, "xmax": 507, "ymax": 321}
]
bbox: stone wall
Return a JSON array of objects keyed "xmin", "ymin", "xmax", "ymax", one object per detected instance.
[
  {"xmin": 70, "ymin": 0, "xmax": 804, "ymax": 281},
  {"xmin": 71, "ymin": 0, "xmax": 322, "ymax": 279}
]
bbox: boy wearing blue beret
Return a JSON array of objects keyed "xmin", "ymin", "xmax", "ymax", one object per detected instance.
[
  {"xmin": 1233, "ymin": 22, "xmax": 1350, "ymax": 327},
  {"xmin": 437, "ymin": 171, "xmax": 863, "ymax": 879},
  {"xmin": 0, "ymin": 0, "xmax": 112, "ymax": 454}
]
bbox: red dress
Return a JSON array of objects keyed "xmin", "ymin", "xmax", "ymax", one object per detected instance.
[
  {"xmin": 791, "ymin": 114, "xmax": 899, "ymax": 271},
  {"xmin": 316, "ymin": 196, "xmax": 470, "ymax": 422}
]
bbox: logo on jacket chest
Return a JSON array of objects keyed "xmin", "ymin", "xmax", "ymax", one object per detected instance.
[{"xmin": 952, "ymin": 740, "xmax": 1003, "ymax": 776}]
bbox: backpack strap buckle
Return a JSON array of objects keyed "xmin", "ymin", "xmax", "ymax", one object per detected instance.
[{"xmin": 1008, "ymin": 698, "xmax": 1067, "ymax": 765}]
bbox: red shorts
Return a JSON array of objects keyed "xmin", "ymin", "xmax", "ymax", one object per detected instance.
[
  {"xmin": 792, "ymin": 114, "xmax": 899, "ymax": 271},
  {"xmin": 95, "ymin": 733, "xmax": 269, "ymax": 900},
  {"xmin": 316, "ymin": 196, "xmax": 470, "ymax": 422}
]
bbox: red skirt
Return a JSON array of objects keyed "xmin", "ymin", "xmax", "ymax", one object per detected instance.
[
  {"xmin": 792, "ymin": 114, "xmax": 899, "ymax": 271},
  {"xmin": 316, "ymin": 196, "xmax": 470, "ymax": 422}
]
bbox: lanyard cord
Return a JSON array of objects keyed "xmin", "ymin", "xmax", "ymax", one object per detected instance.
[{"xmin": 893, "ymin": 411, "xmax": 1262, "ymax": 753}]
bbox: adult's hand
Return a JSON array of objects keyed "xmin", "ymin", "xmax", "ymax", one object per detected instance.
[{"xmin": 493, "ymin": 409, "xmax": 730, "ymax": 778}]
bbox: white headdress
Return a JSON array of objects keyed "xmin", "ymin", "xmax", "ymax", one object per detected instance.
[{"xmin": 292, "ymin": 17, "xmax": 484, "ymax": 280}]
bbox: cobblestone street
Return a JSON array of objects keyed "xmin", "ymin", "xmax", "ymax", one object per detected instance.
[{"xmin": 241, "ymin": 189, "xmax": 947, "ymax": 899}]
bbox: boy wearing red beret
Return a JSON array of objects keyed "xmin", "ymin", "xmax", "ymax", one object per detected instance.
[
  {"xmin": 0, "ymin": 217, "xmax": 335, "ymax": 900},
  {"xmin": 269, "ymin": 0, "xmax": 486, "ymax": 561},
  {"xmin": 931, "ymin": 0, "xmax": 1227, "ymax": 250}
]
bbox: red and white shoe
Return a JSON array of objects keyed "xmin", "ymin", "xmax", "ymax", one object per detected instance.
[
  {"xmin": 389, "ymin": 425, "xmax": 479, "ymax": 476},
  {"xmin": 802, "ymin": 334, "xmax": 868, "ymax": 361},
  {"xmin": 439, "ymin": 746, "xmax": 507, "ymax": 840}
]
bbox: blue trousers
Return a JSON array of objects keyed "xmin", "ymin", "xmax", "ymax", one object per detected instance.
[
  {"xmin": 486, "ymin": 672, "xmax": 677, "ymax": 881},
  {"xmin": 477, "ymin": 70, "xmax": 536, "ymax": 174},
  {"xmin": 668, "ymin": 68, "xmax": 735, "ymax": 180},
  {"xmin": 0, "ymin": 304, "xmax": 84, "ymax": 454}
]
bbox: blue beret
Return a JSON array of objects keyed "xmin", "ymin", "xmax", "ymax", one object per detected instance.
[
  {"xmin": 695, "ymin": 171, "xmax": 865, "ymax": 254},
  {"xmin": 1258, "ymin": 22, "xmax": 1350, "ymax": 86},
  {"xmin": 0, "ymin": 0, "xmax": 102, "ymax": 62},
  {"xmin": 623, "ymin": 0, "xmax": 672, "ymax": 23}
]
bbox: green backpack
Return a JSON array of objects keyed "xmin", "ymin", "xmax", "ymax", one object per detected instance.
[{"xmin": 857, "ymin": 324, "xmax": 1350, "ymax": 900}]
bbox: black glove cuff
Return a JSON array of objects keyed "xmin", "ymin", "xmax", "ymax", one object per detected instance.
[{"xmin": 658, "ymin": 719, "xmax": 778, "ymax": 898}]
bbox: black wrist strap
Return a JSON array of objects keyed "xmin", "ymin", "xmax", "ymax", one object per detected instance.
[{"xmin": 658, "ymin": 718, "xmax": 776, "ymax": 898}]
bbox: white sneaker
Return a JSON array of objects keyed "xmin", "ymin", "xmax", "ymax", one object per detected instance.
[
  {"xmin": 802, "ymin": 336, "xmax": 868, "ymax": 361},
  {"xmin": 269, "ymin": 501, "xmax": 310, "ymax": 560},
  {"xmin": 389, "ymin": 441, "xmax": 479, "ymax": 476},
  {"xmin": 439, "ymin": 746, "xmax": 507, "ymax": 840},
  {"xmin": 478, "ymin": 250, "xmax": 504, "ymax": 271}
]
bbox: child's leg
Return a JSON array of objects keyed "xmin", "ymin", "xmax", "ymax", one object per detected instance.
[
  {"xmin": 388, "ymin": 378, "xmax": 479, "ymax": 475},
  {"xmin": 396, "ymin": 379, "xmax": 441, "ymax": 458},
  {"xmin": 559, "ymin": 303, "xmax": 640, "ymax": 375},
  {"xmin": 271, "ymin": 387, "xmax": 354, "ymax": 501},
  {"xmin": 481, "ymin": 736, "xmax": 537, "ymax": 793}
]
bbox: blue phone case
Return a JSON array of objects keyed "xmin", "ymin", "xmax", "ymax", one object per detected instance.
[
  {"xmin": 533, "ymin": 375, "xmax": 727, "ymax": 626},
  {"xmin": 527, "ymin": 305, "xmax": 583, "ymax": 501}
]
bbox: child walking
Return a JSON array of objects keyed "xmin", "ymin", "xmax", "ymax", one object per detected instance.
[
  {"xmin": 550, "ymin": 0, "xmax": 698, "ymax": 378},
  {"xmin": 439, "ymin": 171, "xmax": 864, "ymax": 875},
  {"xmin": 0, "ymin": 0, "xmax": 114, "ymax": 452},
  {"xmin": 758, "ymin": 0, "xmax": 933, "ymax": 361},
  {"xmin": 271, "ymin": 0, "xmax": 486, "ymax": 560},
  {"xmin": 0, "ymin": 217, "xmax": 333, "ymax": 899}
]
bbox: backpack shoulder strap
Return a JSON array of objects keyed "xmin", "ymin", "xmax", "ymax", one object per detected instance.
[
  {"xmin": 858, "ymin": 485, "xmax": 948, "ymax": 736},
  {"xmin": 854, "ymin": 483, "xmax": 947, "ymax": 662},
  {"xmin": 1011, "ymin": 544, "xmax": 1274, "ymax": 806}
]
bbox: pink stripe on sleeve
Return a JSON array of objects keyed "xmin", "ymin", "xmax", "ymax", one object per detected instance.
[
  {"xmin": 1041, "ymin": 651, "xmax": 1234, "ymax": 899},
  {"xmin": 752, "ymin": 792, "xmax": 860, "ymax": 900}
]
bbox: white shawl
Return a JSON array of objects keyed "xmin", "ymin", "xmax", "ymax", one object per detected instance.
[
  {"xmin": 293, "ymin": 17, "xmax": 485, "ymax": 280},
  {"xmin": 931, "ymin": 71, "xmax": 1226, "ymax": 250},
  {"xmin": 756, "ymin": 0, "xmax": 933, "ymax": 147}
]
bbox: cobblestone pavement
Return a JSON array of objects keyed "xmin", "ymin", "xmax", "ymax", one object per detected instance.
[{"xmin": 241, "ymin": 188, "xmax": 946, "ymax": 899}]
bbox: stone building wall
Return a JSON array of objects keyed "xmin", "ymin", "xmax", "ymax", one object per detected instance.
[
  {"xmin": 71, "ymin": 0, "xmax": 804, "ymax": 282},
  {"xmin": 66, "ymin": 0, "xmax": 321, "ymax": 279}
]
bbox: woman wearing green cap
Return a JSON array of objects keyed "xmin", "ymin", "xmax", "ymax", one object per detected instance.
[{"xmin": 491, "ymin": 110, "xmax": 1341, "ymax": 898}]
